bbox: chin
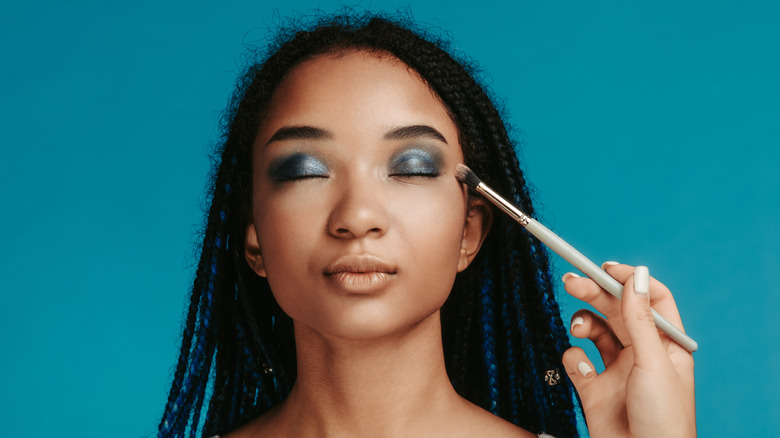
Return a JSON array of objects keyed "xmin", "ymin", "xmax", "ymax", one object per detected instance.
[{"xmin": 300, "ymin": 306, "xmax": 441, "ymax": 342}]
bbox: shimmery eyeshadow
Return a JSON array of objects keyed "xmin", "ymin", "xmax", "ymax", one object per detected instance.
[
  {"xmin": 268, "ymin": 153, "xmax": 329, "ymax": 181},
  {"xmin": 389, "ymin": 147, "xmax": 443, "ymax": 176}
]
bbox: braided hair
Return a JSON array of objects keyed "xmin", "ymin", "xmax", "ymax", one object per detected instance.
[{"xmin": 159, "ymin": 12, "xmax": 579, "ymax": 438}]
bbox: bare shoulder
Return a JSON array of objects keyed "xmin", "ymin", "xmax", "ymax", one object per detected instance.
[{"xmin": 220, "ymin": 404, "xmax": 284, "ymax": 438}]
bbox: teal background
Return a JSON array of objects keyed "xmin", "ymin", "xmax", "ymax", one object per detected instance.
[{"xmin": 1, "ymin": 1, "xmax": 777, "ymax": 436}]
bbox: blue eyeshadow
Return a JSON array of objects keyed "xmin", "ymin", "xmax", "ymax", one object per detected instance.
[
  {"xmin": 268, "ymin": 153, "xmax": 329, "ymax": 181},
  {"xmin": 389, "ymin": 147, "xmax": 443, "ymax": 176}
]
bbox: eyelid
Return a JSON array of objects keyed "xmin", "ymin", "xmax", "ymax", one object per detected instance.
[
  {"xmin": 388, "ymin": 146, "xmax": 443, "ymax": 176},
  {"xmin": 268, "ymin": 153, "xmax": 329, "ymax": 182}
]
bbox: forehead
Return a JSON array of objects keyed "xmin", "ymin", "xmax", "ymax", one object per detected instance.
[{"xmin": 257, "ymin": 50, "xmax": 458, "ymax": 145}]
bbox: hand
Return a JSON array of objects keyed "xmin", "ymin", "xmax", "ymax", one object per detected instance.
[{"xmin": 561, "ymin": 263, "xmax": 696, "ymax": 438}]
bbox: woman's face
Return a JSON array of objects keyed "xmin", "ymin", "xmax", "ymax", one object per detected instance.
[{"xmin": 245, "ymin": 51, "xmax": 488, "ymax": 340}]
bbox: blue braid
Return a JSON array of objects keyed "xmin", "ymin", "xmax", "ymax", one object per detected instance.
[
  {"xmin": 228, "ymin": 359, "xmax": 241, "ymax": 426},
  {"xmin": 235, "ymin": 322, "xmax": 270, "ymax": 408},
  {"xmin": 158, "ymin": 290, "xmax": 203, "ymax": 437},
  {"xmin": 479, "ymin": 276, "xmax": 499, "ymax": 414},
  {"xmin": 159, "ymin": 275, "xmax": 211, "ymax": 436},
  {"xmin": 501, "ymin": 278, "xmax": 520, "ymax": 422},
  {"xmin": 526, "ymin": 246, "xmax": 553, "ymax": 431},
  {"xmin": 161, "ymin": 194, "xmax": 228, "ymax": 437},
  {"xmin": 241, "ymin": 316, "xmax": 284, "ymax": 401},
  {"xmin": 159, "ymin": 277, "xmax": 202, "ymax": 436},
  {"xmin": 187, "ymin": 256, "xmax": 217, "ymax": 438},
  {"xmin": 539, "ymin": 268, "xmax": 579, "ymax": 432},
  {"xmin": 173, "ymin": 256, "xmax": 217, "ymax": 437}
]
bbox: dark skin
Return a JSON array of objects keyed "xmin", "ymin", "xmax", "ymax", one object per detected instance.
[{"xmin": 231, "ymin": 50, "xmax": 695, "ymax": 438}]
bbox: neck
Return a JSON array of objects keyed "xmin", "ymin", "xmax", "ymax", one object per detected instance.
[{"xmin": 279, "ymin": 312, "xmax": 466, "ymax": 437}]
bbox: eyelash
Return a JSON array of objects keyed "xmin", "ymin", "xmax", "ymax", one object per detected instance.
[
  {"xmin": 389, "ymin": 169, "xmax": 441, "ymax": 178},
  {"xmin": 278, "ymin": 174, "xmax": 329, "ymax": 182}
]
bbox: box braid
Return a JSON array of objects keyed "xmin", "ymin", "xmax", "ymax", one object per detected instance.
[{"xmin": 159, "ymin": 11, "xmax": 579, "ymax": 438}]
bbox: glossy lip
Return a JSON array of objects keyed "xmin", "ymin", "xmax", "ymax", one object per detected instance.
[{"xmin": 323, "ymin": 254, "xmax": 397, "ymax": 293}]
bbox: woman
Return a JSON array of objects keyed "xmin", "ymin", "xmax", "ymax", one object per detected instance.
[{"xmin": 159, "ymin": 13, "xmax": 695, "ymax": 438}]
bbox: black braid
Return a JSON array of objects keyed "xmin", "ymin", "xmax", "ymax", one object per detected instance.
[{"xmin": 159, "ymin": 11, "xmax": 579, "ymax": 438}]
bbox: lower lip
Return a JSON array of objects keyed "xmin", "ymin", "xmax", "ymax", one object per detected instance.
[{"xmin": 326, "ymin": 272, "xmax": 393, "ymax": 293}]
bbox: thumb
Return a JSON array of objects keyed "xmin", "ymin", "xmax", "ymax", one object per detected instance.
[{"xmin": 622, "ymin": 266, "xmax": 666, "ymax": 368}]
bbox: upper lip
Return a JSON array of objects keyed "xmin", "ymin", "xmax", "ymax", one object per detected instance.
[{"xmin": 324, "ymin": 254, "xmax": 397, "ymax": 275}]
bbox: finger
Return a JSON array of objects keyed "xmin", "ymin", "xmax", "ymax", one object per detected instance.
[
  {"xmin": 562, "ymin": 347, "xmax": 598, "ymax": 395},
  {"xmin": 562, "ymin": 272, "xmax": 621, "ymax": 320},
  {"xmin": 599, "ymin": 260, "xmax": 634, "ymax": 283},
  {"xmin": 602, "ymin": 262, "xmax": 685, "ymax": 329},
  {"xmin": 622, "ymin": 266, "xmax": 668, "ymax": 368},
  {"xmin": 562, "ymin": 272, "xmax": 630, "ymax": 345},
  {"xmin": 570, "ymin": 310, "xmax": 623, "ymax": 367}
]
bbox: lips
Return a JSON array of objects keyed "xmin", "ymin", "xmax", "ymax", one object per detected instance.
[{"xmin": 324, "ymin": 254, "xmax": 397, "ymax": 292}]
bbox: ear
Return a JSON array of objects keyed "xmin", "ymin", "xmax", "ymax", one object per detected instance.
[
  {"xmin": 457, "ymin": 198, "xmax": 493, "ymax": 272},
  {"xmin": 244, "ymin": 224, "xmax": 267, "ymax": 277}
]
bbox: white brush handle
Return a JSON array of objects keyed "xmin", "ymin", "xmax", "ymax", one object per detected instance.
[
  {"xmin": 526, "ymin": 218, "xmax": 698, "ymax": 352},
  {"xmin": 476, "ymin": 182, "xmax": 698, "ymax": 353}
]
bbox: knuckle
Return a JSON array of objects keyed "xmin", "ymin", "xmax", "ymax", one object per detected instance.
[
  {"xmin": 591, "ymin": 328, "xmax": 611, "ymax": 344},
  {"xmin": 582, "ymin": 283, "xmax": 603, "ymax": 299},
  {"xmin": 635, "ymin": 308, "xmax": 656, "ymax": 324},
  {"xmin": 563, "ymin": 280, "xmax": 588, "ymax": 298}
]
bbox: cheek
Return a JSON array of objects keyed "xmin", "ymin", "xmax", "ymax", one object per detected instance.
[
  {"xmin": 396, "ymin": 184, "xmax": 467, "ymax": 288},
  {"xmin": 253, "ymin": 217, "xmax": 324, "ymax": 326},
  {"xmin": 405, "ymin": 180, "xmax": 466, "ymax": 242},
  {"xmin": 252, "ymin": 189, "xmax": 324, "ymax": 290},
  {"xmin": 254, "ymin": 184, "xmax": 326, "ymax": 245}
]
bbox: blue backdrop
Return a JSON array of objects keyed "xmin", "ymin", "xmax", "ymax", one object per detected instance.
[{"xmin": 1, "ymin": 1, "xmax": 777, "ymax": 436}]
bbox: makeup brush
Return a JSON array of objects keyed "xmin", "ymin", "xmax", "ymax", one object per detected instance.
[{"xmin": 455, "ymin": 164, "xmax": 698, "ymax": 353}]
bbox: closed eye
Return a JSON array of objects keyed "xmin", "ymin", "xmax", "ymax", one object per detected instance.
[
  {"xmin": 268, "ymin": 153, "xmax": 329, "ymax": 182},
  {"xmin": 388, "ymin": 147, "xmax": 442, "ymax": 178}
]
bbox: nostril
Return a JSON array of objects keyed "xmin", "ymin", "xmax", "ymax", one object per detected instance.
[{"xmin": 332, "ymin": 226, "xmax": 383, "ymax": 238}]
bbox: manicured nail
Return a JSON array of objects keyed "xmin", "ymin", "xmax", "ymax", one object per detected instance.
[
  {"xmin": 577, "ymin": 361, "xmax": 594, "ymax": 377},
  {"xmin": 634, "ymin": 266, "xmax": 649, "ymax": 294},
  {"xmin": 562, "ymin": 272, "xmax": 580, "ymax": 283},
  {"xmin": 571, "ymin": 316, "xmax": 584, "ymax": 330},
  {"xmin": 601, "ymin": 261, "xmax": 619, "ymax": 269}
]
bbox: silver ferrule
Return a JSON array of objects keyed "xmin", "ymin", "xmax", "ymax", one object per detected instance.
[{"xmin": 476, "ymin": 183, "xmax": 530, "ymax": 226}]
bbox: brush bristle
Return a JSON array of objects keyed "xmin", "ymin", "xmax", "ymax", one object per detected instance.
[{"xmin": 455, "ymin": 164, "xmax": 482, "ymax": 189}]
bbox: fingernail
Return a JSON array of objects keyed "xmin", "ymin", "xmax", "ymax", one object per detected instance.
[
  {"xmin": 562, "ymin": 272, "xmax": 580, "ymax": 283},
  {"xmin": 601, "ymin": 261, "xmax": 619, "ymax": 269},
  {"xmin": 571, "ymin": 316, "xmax": 584, "ymax": 330},
  {"xmin": 577, "ymin": 361, "xmax": 594, "ymax": 377},
  {"xmin": 634, "ymin": 266, "xmax": 649, "ymax": 294}
]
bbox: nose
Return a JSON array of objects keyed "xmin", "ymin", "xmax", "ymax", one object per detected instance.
[{"xmin": 327, "ymin": 176, "xmax": 389, "ymax": 239}]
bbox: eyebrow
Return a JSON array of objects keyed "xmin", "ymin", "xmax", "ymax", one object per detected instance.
[
  {"xmin": 266, "ymin": 126, "xmax": 333, "ymax": 146},
  {"xmin": 384, "ymin": 125, "xmax": 448, "ymax": 144},
  {"xmin": 265, "ymin": 124, "xmax": 448, "ymax": 146}
]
